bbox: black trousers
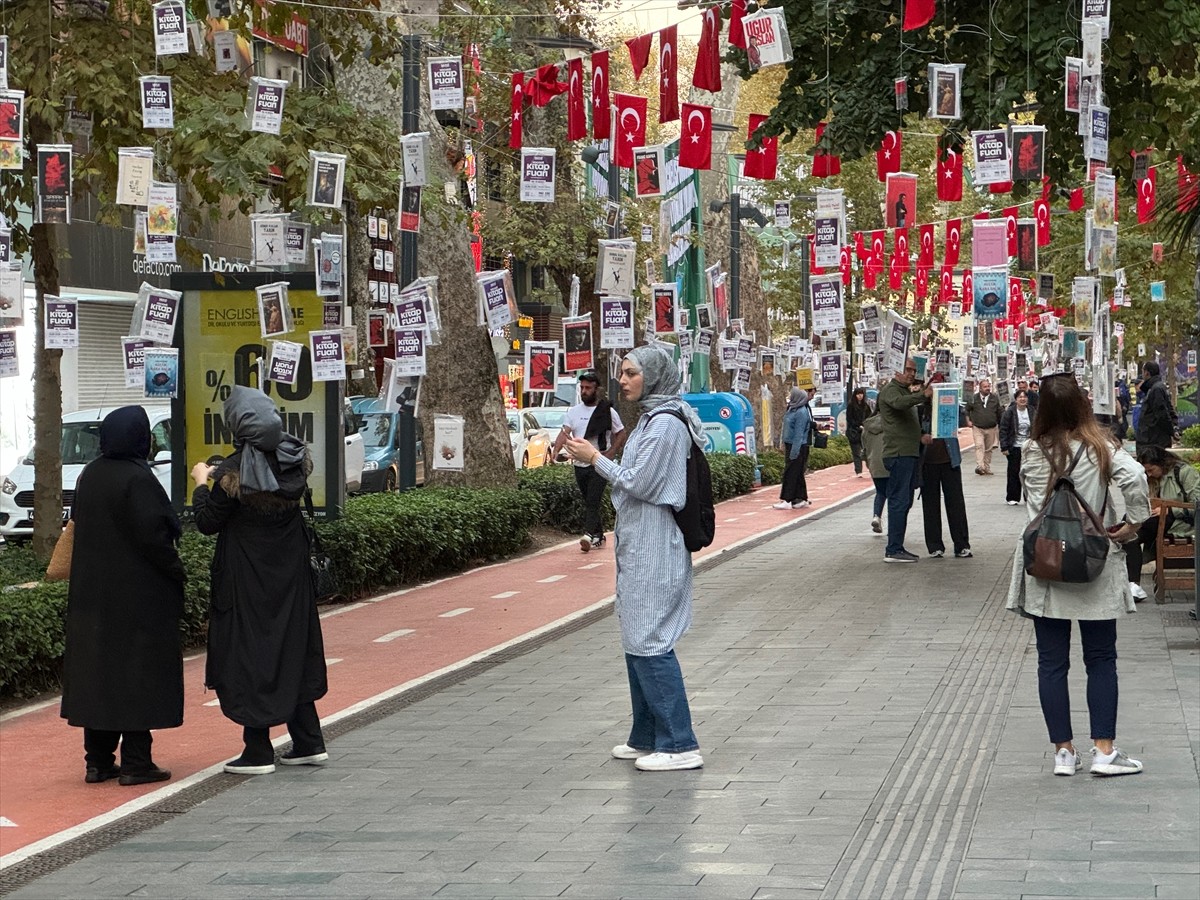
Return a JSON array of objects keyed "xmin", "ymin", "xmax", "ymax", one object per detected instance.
[
  {"xmin": 922, "ymin": 462, "xmax": 970, "ymax": 554},
  {"xmin": 780, "ymin": 445, "xmax": 810, "ymax": 502},
  {"xmin": 1005, "ymin": 446, "xmax": 1023, "ymax": 502},
  {"xmin": 848, "ymin": 431, "xmax": 864, "ymax": 474},
  {"xmin": 573, "ymin": 464, "xmax": 607, "ymax": 538},
  {"xmin": 84, "ymin": 728, "xmax": 154, "ymax": 773},
  {"xmin": 241, "ymin": 701, "xmax": 325, "ymax": 764},
  {"xmin": 1124, "ymin": 517, "xmax": 1160, "ymax": 583}
]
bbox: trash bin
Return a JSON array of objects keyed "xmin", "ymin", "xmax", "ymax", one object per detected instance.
[{"xmin": 682, "ymin": 392, "xmax": 757, "ymax": 458}]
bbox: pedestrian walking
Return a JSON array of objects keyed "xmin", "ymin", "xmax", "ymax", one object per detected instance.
[
  {"xmin": 845, "ymin": 386, "xmax": 871, "ymax": 477},
  {"xmin": 1007, "ymin": 373, "xmax": 1151, "ymax": 777},
  {"xmin": 564, "ymin": 346, "xmax": 705, "ymax": 772},
  {"xmin": 861, "ymin": 410, "xmax": 888, "ymax": 535},
  {"xmin": 192, "ymin": 386, "xmax": 329, "ymax": 776},
  {"xmin": 773, "ymin": 387, "xmax": 814, "ymax": 510},
  {"xmin": 999, "ymin": 389, "xmax": 1033, "ymax": 504},
  {"xmin": 919, "ymin": 395, "xmax": 972, "ymax": 558},
  {"xmin": 965, "ymin": 379, "xmax": 1001, "ymax": 474},
  {"xmin": 551, "ymin": 370, "xmax": 627, "ymax": 552},
  {"xmin": 1124, "ymin": 445, "xmax": 1200, "ymax": 601},
  {"xmin": 877, "ymin": 359, "xmax": 933, "ymax": 563},
  {"xmin": 1134, "ymin": 361, "xmax": 1178, "ymax": 452},
  {"xmin": 60, "ymin": 406, "xmax": 185, "ymax": 786}
]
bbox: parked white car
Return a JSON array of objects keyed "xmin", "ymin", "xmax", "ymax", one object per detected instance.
[{"xmin": 506, "ymin": 410, "xmax": 553, "ymax": 469}]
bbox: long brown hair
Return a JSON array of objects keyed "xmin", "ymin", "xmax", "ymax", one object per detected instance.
[{"xmin": 1030, "ymin": 374, "xmax": 1112, "ymax": 482}]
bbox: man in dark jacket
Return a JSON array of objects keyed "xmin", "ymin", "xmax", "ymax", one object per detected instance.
[
  {"xmin": 964, "ymin": 379, "xmax": 1001, "ymax": 475},
  {"xmin": 878, "ymin": 359, "xmax": 933, "ymax": 563},
  {"xmin": 1135, "ymin": 361, "xmax": 1177, "ymax": 452}
]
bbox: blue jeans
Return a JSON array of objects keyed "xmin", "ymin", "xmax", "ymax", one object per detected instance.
[
  {"xmin": 625, "ymin": 651, "xmax": 699, "ymax": 753},
  {"xmin": 872, "ymin": 477, "xmax": 888, "ymax": 518},
  {"xmin": 1032, "ymin": 617, "xmax": 1118, "ymax": 744},
  {"xmin": 883, "ymin": 456, "xmax": 919, "ymax": 555}
]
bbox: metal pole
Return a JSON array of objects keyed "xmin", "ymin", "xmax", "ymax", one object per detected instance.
[
  {"xmin": 800, "ymin": 234, "xmax": 811, "ymax": 339},
  {"xmin": 730, "ymin": 192, "xmax": 741, "ymax": 322},
  {"xmin": 397, "ymin": 33, "xmax": 420, "ymax": 489}
]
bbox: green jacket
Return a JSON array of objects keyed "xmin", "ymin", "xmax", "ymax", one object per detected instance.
[
  {"xmin": 1158, "ymin": 462, "xmax": 1199, "ymax": 538},
  {"xmin": 878, "ymin": 378, "xmax": 927, "ymax": 458}
]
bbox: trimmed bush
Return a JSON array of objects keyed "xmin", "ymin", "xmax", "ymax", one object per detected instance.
[
  {"xmin": 1182, "ymin": 424, "xmax": 1200, "ymax": 449},
  {"xmin": 708, "ymin": 452, "xmax": 755, "ymax": 499},
  {"xmin": 758, "ymin": 449, "xmax": 785, "ymax": 485},
  {"xmin": 0, "ymin": 581, "xmax": 68, "ymax": 698},
  {"xmin": 518, "ymin": 464, "xmax": 614, "ymax": 534}
]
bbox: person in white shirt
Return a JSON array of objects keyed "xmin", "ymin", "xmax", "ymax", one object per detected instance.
[
  {"xmin": 999, "ymin": 389, "xmax": 1033, "ymax": 504},
  {"xmin": 551, "ymin": 371, "xmax": 627, "ymax": 551}
]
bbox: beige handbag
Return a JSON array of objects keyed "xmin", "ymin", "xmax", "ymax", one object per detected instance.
[{"xmin": 45, "ymin": 521, "xmax": 75, "ymax": 582}]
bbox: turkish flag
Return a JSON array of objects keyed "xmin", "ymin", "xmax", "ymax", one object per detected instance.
[
  {"xmin": 989, "ymin": 180, "xmax": 1013, "ymax": 195},
  {"xmin": 854, "ymin": 231, "xmax": 866, "ymax": 261},
  {"xmin": 566, "ymin": 58, "xmax": 586, "ymax": 141},
  {"xmin": 937, "ymin": 146, "xmax": 963, "ymax": 201},
  {"xmin": 680, "ymin": 103, "xmax": 712, "ymax": 170},
  {"xmin": 894, "ymin": 228, "xmax": 910, "ymax": 270},
  {"xmin": 888, "ymin": 253, "xmax": 904, "ymax": 290},
  {"xmin": 1041, "ymin": 175, "xmax": 1053, "ymax": 201},
  {"xmin": 812, "ymin": 122, "xmax": 840, "ymax": 178},
  {"xmin": 918, "ymin": 223, "xmax": 934, "ymax": 268},
  {"xmin": 1178, "ymin": 156, "xmax": 1199, "ymax": 212},
  {"xmin": 729, "ymin": 0, "xmax": 748, "ymax": 48},
  {"xmin": 1002, "ymin": 206, "xmax": 1018, "ymax": 256},
  {"xmin": 939, "ymin": 266, "xmax": 954, "ymax": 304},
  {"xmin": 864, "ymin": 266, "xmax": 877, "ymax": 290},
  {"xmin": 1068, "ymin": 188, "xmax": 1085, "ymax": 211},
  {"xmin": 625, "ymin": 34, "xmax": 653, "ymax": 81},
  {"xmin": 1137, "ymin": 168, "xmax": 1157, "ymax": 224},
  {"xmin": 1009, "ymin": 277, "xmax": 1025, "ymax": 318},
  {"xmin": 1033, "ymin": 198, "xmax": 1051, "ymax": 246},
  {"xmin": 693, "ymin": 6, "xmax": 723, "ymax": 92},
  {"xmin": 591, "ymin": 52, "xmax": 610, "ymax": 140},
  {"xmin": 613, "ymin": 93, "xmax": 647, "ymax": 169},
  {"xmin": 916, "ymin": 265, "xmax": 929, "ymax": 299},
  {"xmin": 527, "ymin": 64, "xmax": 567, "ymax": 108},
  {"xmin": 869, "ymin": 230, "xmax": 886, "ymax": 274},
  {"xmin": 903, "ymin": 0, "xmax": 936, "ymax": 30},
  {"xmin": 962, "ymin": 269, "xmax": 973, "ymax": 305},
  {"xmin": 945, "ymin": 218, "xmax": 961, "ymax": 267},
  {"xmin": 509, "ymin": 72, "xmax": 524, "ymax": 149},
  {"xmin": 840, "ymin": 245, "xmax": 852, "ymax": 286},
  {"xmin": 659, "ymin": 26, "xmax": 679, "ymax": 123},
  {"xmin": 743, "ymin": 114, "xmax": 777, "ymax": 180},
  {"xmin": 876, "ymin": 130, "xmax": 903, "ymax": 182}
]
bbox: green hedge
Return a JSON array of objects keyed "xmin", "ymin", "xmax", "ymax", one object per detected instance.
[{"xmin": 1182, "ymin": 424, "xmax": 1200, "ymax": 449}]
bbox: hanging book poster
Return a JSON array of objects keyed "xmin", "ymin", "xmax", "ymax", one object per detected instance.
[
  {"xmin": 477, "ymin": 269, "xmax": 515, "ymax": 330},
  {"xmin": 152, "ymin": 0, "xmax": 188, "ymax": 55},
  {"xmin": 1015, "ymin": 219, "xmax": 1038, "ymax": 272},
  {"xmin": 213, "ymin": 29, "xmax": 238, "ymax": 72},
  {"xmin": 694, "ymin": 302, "xmax": 713, "ymax": 331},
  {"xmin": 596, "ymin": 241, "xmax": 636, "ymax": 295},
  {"xmin": 774, "ymin": 201, "xmax": 791, "ymax": 229},
  {"xmin": 0, "ymin": 139, "xmax": 19, "ymax": 170},
  {"xmin": 146, "ymin": 233, "xmax": 175, "ymax": 263},
  {"xmin": 519, "ymin": 147, "xmax": 556, "ymax": 202},
  {"xmin": 143, "ymin": 347, "xmax": 180, "ymax": 398},
  {"xmin": 810, "ymin": 275, "xmax": 845, "ymax": 334},
  {"xmin": 760, "ymin": 349, "xmax": 776, "ymax": 376},
  {"xmin": 45, "ymin": 296, "xmax": 79, "ymax": 349},
  {"xmin": 145, "ymin": 181, "xmax": 177, "ymax": 235},
  {"xmin": 1037, "ymin": 272, "xmax": 1055, "ymax": 302},
  {"xmin": 121, "ymin": 336, "xmax": 149, "ymax": 389},
  {"xmin": 1150, "ymin": 280, "xmax": 1166, "ymax": 302},
  {"xmin": 1083, "ymin": 0, "xmax": 1111, "ymax": 37},
  {"xmin": 971, "ymin": 218, "xmax": 1008, "ymax": 268},
  {"xmin": 255, "ymin": 282, "xmax": 293, "ymax": 338},
  {"xmin": 367, "ymin": 309, "xmax": 388, "ymax": 347},
  {"xmin": 633, "ymin": 145, "xmax": 664, "ymax": 198},
  {"xmin": 1095, "ymin": 225, "xmax": 1117, "ymax": 276},
  {"xmin": 742, "ymin": 8, "xmax": 793, "ymax": 71},
  {"xmin": 266, "ymin": 341, "xmax": 303, "ymax": 386},
  {"xmin": 393, "ymin": 327, "xmax": 427, "ymax": 377},
  {"xmin": 251, "ymin": 215, "xmax": 286, "ymax": 267},
  {"xmin": 322, "ymin": 301, "xmax": 343, "ymax": 329},
  {"xmin": 0, "ymin": 229, "xmax": 9, "ymax": 264},
  {"xmin": 971, "ymin": 129, "xmax": 1010, "ymax": 185},
  {"xmin": 316, "ymin": 234, "xmax": 343, "ymax": 296},
  {"xmin": 285, "ymin": 222, "xmax": 308, "ymax": 264},
  {"xmin": 0, "ymin": 89, "xmax": 25, "ymax": 144},
  {"xmin": 599, "ymin": 297, "xmax": 633, "ymax": 349},
  {"xmin": 116, "ymin": 147, "xmax": 154, "ymax": 206},
  {"xmin": 1088, "ymin": 104, "xmax": 1109, "ymax": 163},
  {"xmin": 562, "ymin": 315, "xmax": 594, "ymax": 371},
  {"xmin": 1010, "ymin": 125, "xmax": 1045, "ymax": 182},
  {"xmin": 883, "ymin": 311, "xmax": 913, "ymax": 375},
  {"xmin": 813, "ymin": 215, "xmax": 840, "ymax": 268},
  {"xmin": 309, "ymin": 329, "xmax": 345, "ymax": 381},
  {"xmin": 0, "ymin": 268, "xmax": 20, "ymax": 325},
  {"xmin": 36, "ymin": 145, "xmax": 72, "ymax": 224},
  {"xmin": 1064, "ymin": 57, "xmax": 1083, "ymax": 112},
  {"xmin": 1081, "ymin": 21, "xmax": 1103, "ymax": 76},
  {"xmin": 0, "ymin": 35, "xmax": 7, "ymax": 89},
  {"xmin": 972, "ymin": 268, "xmax": 1008, "ymax": 321},
  {"xmin": 931, "ymin": 384, "xmax": 961, "ymax": 439},
  {"xmin": 140, "ymin": 76, "xmax": 173, "ymax": 129},
  {"xmin": 884, "ymin": 172, "xmax": 916, "ymax": 228},
  {"xmin": 0, "ymin": 329, "xmax": 17, "ymax": 378},
  {"xmin": 432, "ymin": 415, "xmax": 465, "ymax": 471},
  {"xmin": 399, "ymin": 185, "xmax": 421, "ymax": 232},
  {"xmin": 427, "ymin": 56, "xmax": 464, "ymax": 111},
  {"xmin": 1093, "ymin": 171, "xmax": 1116, "ymax": 225},
  {"xmin": 652, "ymin": 283, "xmax": 676, "ymax": 336},
  {"xmin": 138, "ymin": 286, "xmax": 182, "ymax": 345},
  {"xmin": 308, "ymin": 152, "xmax": 346, "ymax": 208},
  {"xmin": 524, "ymin": 340, "xmax": 559, "ymax": 393},
  {"xmin": 401, "ymin": 133, "xmax": 428, "ymax": 187},
  {"xmin": 928, "ymin": 63, "xmax": 964, "ymax": 120},
  {"xmin": 247, "ymin": 77, "xmax": 286, "ymax": 134}
]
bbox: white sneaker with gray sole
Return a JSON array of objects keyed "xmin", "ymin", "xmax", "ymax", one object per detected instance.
[{"xmin": 1090, "ymin": 747, "xmax": 1143, "ymax": 776}]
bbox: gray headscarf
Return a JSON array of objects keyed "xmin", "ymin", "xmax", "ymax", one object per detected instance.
[
  {"xmin": 223, "ymin": 386, "xmax": 307, "ymax": 494},
  {"xmin": 625, "ymin": 345, "xmax": 705, "ymax": 448},
  {"xmin": 786, "ymin": 387, "xmax": 809, "ymax": 411}
]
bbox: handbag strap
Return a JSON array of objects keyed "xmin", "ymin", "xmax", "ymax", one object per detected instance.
[{"xmin": 302, "ymin": 489, "xmax": 325, "ymax": 553}]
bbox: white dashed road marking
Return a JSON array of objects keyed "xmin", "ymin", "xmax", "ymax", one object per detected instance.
[
  {"xmin": 373, "ymin": 629, "xmax": 416, "ymax": 643},
  {"xmin": 577, "ymin": 563, "xmax": 603, "ymax": 570},
  {"xmin": 439, "ymin": 608, "xmax": 473, "ymax": 618},
  {"xmin": 326, "ymin": 658, "xmax": 344, "ymax": 665},
  {"xmin": 536, "ymin": 575, "xmax": 566, "ymax": 583},
  {"xmin": 491, "ymin": 591, "xmax": 520, "ymax": 598},
  {"xmin": 203, "ymin": 699, "xmax": 221, "ymax": 707},
  {"xmin": 0, "ymin": 817, "xmax": 17, "ymax": 827}
]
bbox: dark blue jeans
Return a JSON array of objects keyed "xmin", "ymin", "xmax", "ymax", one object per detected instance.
[
  {"xmin": 883, "ymin": 456, "xmax": 919, "ymax": 555},
  {"xmin": 1032, "ymin": 617, "xmax": 1118, "ymax": 744},
  {"xmin": 625, "ymin": 651, "xmax": 699, "ymax": 753},
  {"xmin": 872, "ymin": 477, "xmax": 888, "ymax": 518}
]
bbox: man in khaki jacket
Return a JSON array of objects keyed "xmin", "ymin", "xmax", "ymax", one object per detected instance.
[{"xmin": 965, "ymin": 379, "xmax": 1001, "ymax": 475}]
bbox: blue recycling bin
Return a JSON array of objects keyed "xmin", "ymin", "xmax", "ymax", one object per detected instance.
[{"xmin": 682, "ymin": 392, "xmax": 757, "ymax": 457}]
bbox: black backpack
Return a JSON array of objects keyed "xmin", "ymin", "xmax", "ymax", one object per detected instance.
[
  {"xmin": 1022, "ymin": 444, "xmax": 1110, "ymax": 583},
  {"xmin": 648, "ymin": 407, "xmax": 715, "ymax": 552}
]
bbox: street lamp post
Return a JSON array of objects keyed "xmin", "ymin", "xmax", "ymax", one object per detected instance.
[{"xmin": 397, "ymin": 33, "xmax": 421, "ymax": 489}]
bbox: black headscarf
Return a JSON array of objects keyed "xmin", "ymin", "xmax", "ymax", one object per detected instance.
[
  {"xmin": 100, "ymin": 406, "xmax": 152, "ymax": 465},
  {"xmin": 223, "ymin": 386, "xmax": 308, "ymax": 496}
]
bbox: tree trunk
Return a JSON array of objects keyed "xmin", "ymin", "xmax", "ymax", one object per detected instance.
[
  {"xmin": 343, "ymin": 204, "xmax": 377, "ymax": 398},
  {"xmin": 30, "ymin": 220, "xmax": 64, "ymax": 561}
]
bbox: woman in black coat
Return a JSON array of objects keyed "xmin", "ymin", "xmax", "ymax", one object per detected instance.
[
  {"xmin": 191, "ymin": 386, "xmax": 328, "ymax": 775},
  {"xmin": 60, "ymin": 406, "xmax": 184, "ymax": 786},
  {"xmin": 845, "ymin": 387, "xmax": 871, "ymax": 477}
]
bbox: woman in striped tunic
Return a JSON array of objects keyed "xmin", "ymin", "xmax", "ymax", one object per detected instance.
[{"xmin": 565, "ymin": 345, "xmax": 706, "ymax": 772}]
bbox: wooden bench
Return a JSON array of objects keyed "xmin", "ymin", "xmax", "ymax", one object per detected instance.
[{"xmin": 1152, "ymin": 498, "xmax": 1198, "ymax": 603}]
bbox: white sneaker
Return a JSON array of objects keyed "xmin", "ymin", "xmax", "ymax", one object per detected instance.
[
  {"xmin": 771, "ymin": 501, "xmax": 794, "ymax": 510},
  {"xmin": 611, "ymin": 744, "xmax": 651, "ymax": 760},
  {"xmin": 871, "ymin": 516, "xmax": 882, "ymax": 534},
  {"xmin": 791, "ymin": 500, "xmax": 811, "ymax": 509},
  {"xmin": 1006, "ymin": 500, "xmax": 1019, "ymax": 506},
  {"xmin": 1090, "ymin": 747, "xmax": 1143, "ymax": 776},
  {"xmin": 634, "ymin": 750, "xmax": 703, "ymax": 771},
  {"xmin": 1129, "ymin": 582, "xmax": 1148, "ymax": 602},
  {"xmin": 1053, "ymin": 747, "xmax": 1082, "ymax": 776}
]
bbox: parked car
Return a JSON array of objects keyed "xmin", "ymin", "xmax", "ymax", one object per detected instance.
[
  {"xmin": 344, "ymin": 399, "xmax": 365, "ymax": 493},
  {"xmin": 528, "ymin": 407, "xmax": 570, "ymax": 462},
  {"xmin": 506, "ymin": 410, "xmax": 553, "ymax": 469},
  {"xmin": 350, "ymin": 397, "xmax": 425, "ymax": 492}
]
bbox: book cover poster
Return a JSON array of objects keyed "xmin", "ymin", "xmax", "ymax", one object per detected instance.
[
  {"xmin": 0, "ymin": 89, "xmax": 25, "ymax": 144},
  {"xmin": 928, "ymin": 63, "xmax": 964, "ymax": 119},
  {"xmin": 652, "ymin": 283, "xmax": 676, "ymax": 336},
  {"xmin": 562, "ymin": 315, "xmax": 594, "ymax": 371},
  {"xmin": 310, "ymin": 329, "xmax": 345, "ymax": 382},
  {"xmin": 308, "ymin": 152, "xmax": 346, "ymax": 208},
  {"xmin": 971, "ymin": 219, "xmax": 1008, "ymax": 268},
  {"xmin": 37, "ymin": 145, "xmax": 72, "ymax": 224},
  {"xmin": 45, "ymin": 296, "xmax": 79, "ymax": 348},
  {"xmin": 1064, "ymin": 58, "xmax": 1082, "ymax": 112},
  {"xmin": 432, "ymin": 415, "xmax": 465, "ymax": 471},
  {"xmin": 138, "ymin": 287, "xmax": 182, "ymax": 345},
  {"xmin": 140, "ymin": 76, "xmax": 174, "ymax": 129},
  {"xmin": 519, "ymin": 147, "xmax": 556, "ymax": 202},
  {"xmin": 972, "ymin": 268, "xmax": 1007, "ymax": 321},
  {"xmin": 266, "ymin": 340, "xmax": 303, "ymax": 386},
  {"xmin": 633, "ymin": 145, "xmax": 664, "ymax": 198},
  {"xmin": 0, "ymin": 328, "xmax": 18, "ymax": 378},
  {"xmin": 399, "ymin": 185, "xmax": 421, "ymax": 232},
  {"xmin": 248, "ymin": 78, "xmax": 287, "ymax": 135},
  {"xmin": 144, "ymin": 347, "xmax": 180, "ymax": 397},
  {"xmin": 152, "ymin": 0, "xmax": 188, "ymax": 55},
  {"xmin": 971, "ymin": 129, "xmax": 1010, "ymax": 185},
  {"xmin": 884, "ymin": 172, "xmax": 917, "ymax": 228},
  {"xmin": 524, "ymin": 340, "xmax": 558, "ymax": 392},
  {"xmin": 427, "ymin": 57, "xmax": 464, "ymax": 111},
  {"xmin": 1015, "ymin": 219, "xmax": 1037, "ymax": 272},
  {"xmin": 393, "ymin": 327, "xmax": 427, "ymax": 377},
  {"xmin": 599, "ymin": 298, "xmax": 633, "ymax": 349},
  {"xmin": 1011, "ymin": 126, "xmax": 1044, "ymax": 181},
  {"xmin": 367, "ymin": 309, "xmax": 388, "ymax": 347}
]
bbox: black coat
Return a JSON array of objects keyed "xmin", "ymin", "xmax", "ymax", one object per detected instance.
[
  {"xmin": 1135, "ymin": 376, "xmax": 1177, "ymax": 448},
  {"xmin": 192, "ymin": 453, "xmax": 327, "ymax": 728},
  {"xmin": 60, "ymin": 457, "xmax": 185, "ymax": 731}
]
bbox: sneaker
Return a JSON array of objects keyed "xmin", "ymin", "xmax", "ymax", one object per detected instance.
[
  {"xmin": 634, "ymin": 750, "xmax": 704, "ymax": 772},
  {"xmin": 771, "ymin": 501, "xmax": 794, "ymax": 510},
  {"xmin": 929, "ymin": 549, "xmax": 945, "ymax": 558},
  {"xmin": 791, "ymin": 500, "xmax": 811, "ymax": 509},
  {"xmin": 1006, "ymin": 499, "xmax": 1019, "ymax": 506},
  {"xmin": 1129, "ymin": 582, "xmax": 1147, "ymax": 602},
  {"xmin": 279, "ymin": 749, "xmax": 329, "ymax": 766},
  {"xmin": 84, "ymin": 766, "xmax": 121, "ymax": 784},
  {"xmin": 580, "ymin": 535, "xmax": 601, "ymax": 552},
  {"xmin": 871, "ymin": 516, "xmax": 882, "ymax": 534},
  {"xmin": 611, "ymin": 744, "xmax": 651, "ymax": 760},
  {"xmin": 884, "ymin": 550, "xmax": 919, "ymax": 563},
  {"xmin": 955, "ymin": 548, "xmax": 974, "ymax": 558},
  {"xmin": 1090, "ymin": 747, "xmax": 1143, "ymax": 776},
  {"xmin": 1053, "ymin": 747, "xmax": 1082, "ymax": 776},
  {"xmin": 974, "ymin": 466, "xmax": 984, "ymax": 475},
  {"xmin": 118, "ymin": 767, "xmax": 171, "ymax": 786},
  {"xmin": 223, "ymin": 756, "xmax": 275, "ymax": 776}
]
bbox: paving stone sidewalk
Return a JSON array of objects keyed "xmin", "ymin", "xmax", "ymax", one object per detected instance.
[{"xmin": 9, "ymin": 473, "xmax": 1199, "ymax": 900}]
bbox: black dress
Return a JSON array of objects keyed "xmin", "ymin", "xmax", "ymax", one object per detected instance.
[
  {"xmin": 61, "ymin": 457, "xmax": 185, "ymax": 731},
  {"xmin": 192, "ymin": 452, "xmax": 327, "ymax": 729}
]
